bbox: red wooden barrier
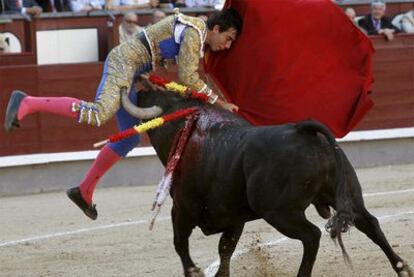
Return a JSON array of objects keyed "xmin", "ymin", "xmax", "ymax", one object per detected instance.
[{"xmin": 0, "ymin": 9, "xmax": 413, "ymax": 156}]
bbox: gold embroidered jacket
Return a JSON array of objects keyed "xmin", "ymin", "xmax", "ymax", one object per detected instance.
[{"xmin": 78, "ymin": 12, "xmax": 212, "ymax": 126}]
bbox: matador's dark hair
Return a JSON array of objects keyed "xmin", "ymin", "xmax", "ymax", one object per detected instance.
[{"xmin": 206, "ymin": 8, "xmax": 243, "ymax": 34}]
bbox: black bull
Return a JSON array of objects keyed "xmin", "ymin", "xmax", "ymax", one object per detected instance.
[{"xmin": 121, "ymin": 87, "xmax": 413, "ymax": 277}]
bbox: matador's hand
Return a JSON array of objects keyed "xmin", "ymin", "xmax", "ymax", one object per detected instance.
[
  {"xmin": 223, "ymin": 102, "xmax": 239, "ymax": 113},
  {"xmin": 216, "ymin": 98, "xmax": 239, "ymax": 113}
]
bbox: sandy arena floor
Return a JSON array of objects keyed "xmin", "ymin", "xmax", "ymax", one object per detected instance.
[{"xmin": 1, "ymin": 163, "xmax": 414, "ymax": 277}]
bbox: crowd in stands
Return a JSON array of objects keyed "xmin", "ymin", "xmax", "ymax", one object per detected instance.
[
  {"xmin": 342, "ymin": 0, "xmax": 413, "ymax": 40},
  {"xmin": 344, "ymin": 0, "xmax": 413, "ymax": 37},
  {"xmin": 0, "ymin": 0, "xmax": 213, "ymax": 53},
  {"xmin": 1, "ymin": 0, "xmax": 413, "ymax": 37},
  {"xmin": 0, "ymin": 0, "xmax": 220, "ymax": 14},
  {"xmin": 112, "ymin": 0, "xmax": 414, "ymax": 46},
  {"xmin": 0, "ymin": 0, "xmax": 413, "ymax": 49}
]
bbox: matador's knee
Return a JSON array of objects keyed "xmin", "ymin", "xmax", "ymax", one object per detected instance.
[
  {"xmin": 73, "ymin": 102, "xmax": 109, "ymax": 126},
  {"xmin": 73, "ymin": 96, "xmax": 121, "ymax": 126},
  {"xmin": 74, "ymin": 77, "xmax": 124, "ymax": 126}
]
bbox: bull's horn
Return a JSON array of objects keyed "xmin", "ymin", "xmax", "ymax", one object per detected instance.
[{"xmin": 120, "ymin": 87, "xmax": 163, "ymax": 119}]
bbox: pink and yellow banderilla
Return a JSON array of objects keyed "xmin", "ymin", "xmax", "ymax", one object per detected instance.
[{"xmin": 93, "ymin": 107, "xmax": 198, "ymax": 148}]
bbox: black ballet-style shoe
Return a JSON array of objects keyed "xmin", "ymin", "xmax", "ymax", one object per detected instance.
[
  {"xmin": 66, "ymin": 186, "xmax": 98, "ymax": 220},
  {"xmin": 4, "ymin": 90, "xmax": 27, "ymax": 133}
]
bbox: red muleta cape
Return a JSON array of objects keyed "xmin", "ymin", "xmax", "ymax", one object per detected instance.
[{"xmin": 205, "ymin": 0, "xmax": 375, "ymax": 138}]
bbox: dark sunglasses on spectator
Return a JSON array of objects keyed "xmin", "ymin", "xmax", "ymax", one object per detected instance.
[{"xmin": 125, "ymin": 20, "xmax": 138, "ymax": 24}]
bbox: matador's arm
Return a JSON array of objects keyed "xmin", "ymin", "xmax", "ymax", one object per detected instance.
[{"xmin": 177, "ymin": 27, "xmax": 218, "ymax": 104}]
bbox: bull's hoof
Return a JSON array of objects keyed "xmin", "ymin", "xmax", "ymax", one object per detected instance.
[
  {"xmin": 186, "ymin": 266, "xmax": 205, "ymax": 277},
  {"xmin": 397, "ymin": 261, "xmax": 414, "ymax": 277}
]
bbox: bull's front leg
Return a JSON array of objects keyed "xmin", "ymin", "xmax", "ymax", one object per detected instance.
[
  {"xmin": 215, "ymin": 224, "xmax": 244, "ymax": 277},
  {"xmin": 172, "ymin": 207, "xmax": 203, "ymax": 277}
]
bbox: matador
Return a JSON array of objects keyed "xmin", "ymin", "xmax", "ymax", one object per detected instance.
[{"xmin": 4, "ymin": 8, "xmax": 243, "ymax": 220}]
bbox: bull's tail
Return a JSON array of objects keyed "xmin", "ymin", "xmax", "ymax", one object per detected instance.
[{"xmin": 296, "ymin": 120, "xmax": 354, "ymax": 267}]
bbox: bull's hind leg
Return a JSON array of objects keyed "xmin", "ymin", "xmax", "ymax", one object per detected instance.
[
  {"xmin": 263, "ymin": 210, "xmax": 321, "ymax": 277},
  {"xmin": 215, "ymin": 224, "xmax": 244, "ymax": 277},
  {"xmin": 172, "ymin": 207, "xmax": 203, "ymax": 277},
  {"xmin": 353, "ymin": 205, "xmax": 414, "ymax": 276}
]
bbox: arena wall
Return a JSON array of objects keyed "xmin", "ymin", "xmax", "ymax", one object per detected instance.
[{"xmin": 1, "ymin": 128, "xmax": 414, "ymax": 196}]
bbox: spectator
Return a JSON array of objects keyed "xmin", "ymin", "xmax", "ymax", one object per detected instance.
[
  {"xmin": 158, "ymin": 0, "xmax": 172, "ymax": 8},
  {"xmin": 119, "ymin": 12, "xmax": 143, "ymax": 43},
  {"xmin": 152, "ymin": 9, "xmax": 166, "ymax": 24},
  {"xmin": 105, "ymin": 0, "xmax": 158, "ymax": 11},
  {"xmin": 70, "ymin": 0, "xmax": 103, "ymax": 12},
  {"xmin": 184, "ymin": 0, "xmax": 219, "ymax": 8},
  {"xmin": 358, "ymin": 0, "xmax": 400, "ymax": 41},
  {"xmin": 344, "ymin": 7, "xmax": 367, "ymax": 34},
  {"xmin": 173, "ymin": 0, "xmax": 185, "ymax": 7},
  {"xmin": 36, "ymin": 0, "xmax": 71, "ymax": 12},
  {"xmin": 53, "ymin": 0, "xmax": 71, "ymax": 11},
  {"xmin": 0, "ymin": 0, "xmax": 42, "ymax": 16},
  {"xmin": 0, "ymin": 33, "xmax": 10, "ymax": 54},
  {"xmin": 400, "ymin": 10, "xmax": 414, "ymax": 33},
  {"xmin": 345, "ymin": 7, "xmax": 356, "ymax": 22},
  {"xmin": 195, "ymin": 12, "xmax": 208, "ymax": 22}
]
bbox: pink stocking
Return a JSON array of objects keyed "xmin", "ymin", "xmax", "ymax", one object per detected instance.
[
  {"xmin": 79, "ymin": 145, "xmax": 121, "ymax": 205},
  {"xmin": 17, "ymin": 96, "xmax": 80, "ymax": 120}
]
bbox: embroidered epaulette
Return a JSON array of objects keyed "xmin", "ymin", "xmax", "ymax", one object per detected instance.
[{"xmin": 175, "ymin": 10, "xmax": 207, "ymax": 57}]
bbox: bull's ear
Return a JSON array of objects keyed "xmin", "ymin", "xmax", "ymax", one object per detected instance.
[{"xmin": 5, "ymin": 37, "xmax": 9, "ymax": 45}]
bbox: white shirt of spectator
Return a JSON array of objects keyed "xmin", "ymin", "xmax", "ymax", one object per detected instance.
[
  {"xmin": 110, "ymin": 0, "xmax": 149, "ymax": 7},
  {"xmin": 17, "ymin": 0, "xmax": 28, "ymax": 14},
  {"xmin": 401, "ymin": 10, "xmax": 414, "ymax": 33},
  {"xmin": 70, "ymin": 0, "xmax": 104, "ymax": 12},
  {"xmin": 184, "ymin": 0, "xmax": 220, "ymax": 8},
  {"xmin": 17, "ymin": 0, "xmax": 40, "ymax": 14}
]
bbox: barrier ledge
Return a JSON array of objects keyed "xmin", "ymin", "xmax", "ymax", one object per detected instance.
[
  {"xmin": 0, "ymin": 146, "xmax": 156, "ymax": 169},
  {"xmin": 338, "ymin": 127, "xmax": 414, "ymax": 142}
]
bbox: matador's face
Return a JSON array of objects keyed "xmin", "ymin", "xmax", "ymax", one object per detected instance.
[{"xmin": 208, "ymin": 25, "xmax": 238, "ymax": 52}]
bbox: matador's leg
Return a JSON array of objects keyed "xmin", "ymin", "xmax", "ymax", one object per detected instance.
[
  {"xmin": 5, "ymin": 40, "xmax": 149, "ymax": 131},
  {"xmin": 78, "ymin": 86, "xmax": 142, "ymax": 205},
  {"xmin": 4, "ymin": 57, "xmax": 122, "ymax": 131},
  {"xmin": 76, "ymin": 40, "xmax": 151, "ymax": 126}
]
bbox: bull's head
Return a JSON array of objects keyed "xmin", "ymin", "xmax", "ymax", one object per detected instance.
[{"xmin": 121, "ymin": 79, "xmax": 206, "ymax": 164}]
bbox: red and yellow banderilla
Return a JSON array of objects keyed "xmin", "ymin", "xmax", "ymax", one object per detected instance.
[{"xmin": 94, "ymin": 107, "xmax": 198, "ymax": 148}]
